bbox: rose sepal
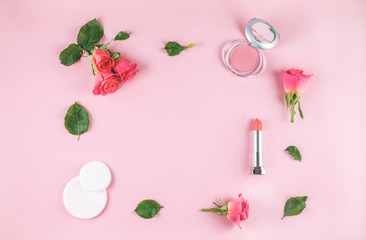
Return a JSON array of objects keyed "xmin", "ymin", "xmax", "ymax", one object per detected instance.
[{"xmin": 285, "ymin": 93, "xmax": 302, "ymax": 123}]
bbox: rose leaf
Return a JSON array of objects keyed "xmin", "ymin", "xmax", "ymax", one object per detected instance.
[
  {"xmin": 282, "ymin": 196, "xmax": 308, "ymax": 219},
  {"xmin": 164, "ymin": 41, "xmax": 196, "ymax": 56},
  {"xmin": 64, "ymin": 102, "xmax": 90, "ymax": 140},
  {"xmin": 135, "ymin": 199, "xmax": 162, "ymax": 219},
  {"xmin": 59, "ymin": 44, "xmax": 83, "ymax": 66},
  {"xmin": 77, "ymin": 19, "xmax": 104, "ymax": 51},
  {"xmin": 285, "ymin": 145, "xmax": 302, "ymax": 161},
  {"xmin": 114, "ymin": 31, "xmax": 130, "ymax": 41}
]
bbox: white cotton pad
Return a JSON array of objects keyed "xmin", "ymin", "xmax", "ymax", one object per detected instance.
[
  {"xmin": 63, "ymin": 177, "xmax": 107, "ymax": 219},
  {"xmin": 79, "ymin": 161, "xmax": 111, "ymax": 191}
]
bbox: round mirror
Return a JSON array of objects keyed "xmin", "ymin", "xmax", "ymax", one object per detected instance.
[
  {"xmin": 245, "ymin": 18, "xmax": 279, "ymax": 50},
  {"xmin": 251, "ymin": 22, "xmax": 275, "ymax": 43}
]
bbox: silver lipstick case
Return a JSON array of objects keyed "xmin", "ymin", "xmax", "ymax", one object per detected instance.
[{"xmin": 252, "ymin": 130, "xmax": 265, "ymax": 175}]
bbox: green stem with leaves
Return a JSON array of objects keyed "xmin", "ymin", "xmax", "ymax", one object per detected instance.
[{"xmin": 201, "ymin": 203, "xmax": 228, "ymax": 216}]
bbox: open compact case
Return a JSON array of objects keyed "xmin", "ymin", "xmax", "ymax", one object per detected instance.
[{"xmin": 223, "ymin": 18, "xmax": 280, "ymax": 78}]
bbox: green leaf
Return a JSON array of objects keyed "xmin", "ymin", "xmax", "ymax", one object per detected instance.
[
  {"xmin": 135, "ymin": 199, "xmax": 162, "ymax": 219},
  {"xmin": 77, "ymin": 19, "xmax": 104, "ymax": 51},
  {"xmin": 285, "ymin": 145, "xmax": 302, "ymax": 161},
  {"xmin": 107, "ymin": 50, "xmax": 121, "ymax": 60},
  {"xmin": 59, "ymin": 44, "xmax": 83, "ymax": 66},
  {"xmin": 64, "ymin": 102, "xmax": 90, "ymax": 140},
  {"xmin": 164, "ymin": 41, "xmax": 196, "ymax": 56},
  {"xmin": 282, "ymin": 196, "xmax": 308, "ymax": 219},
  {"xmin": 114, "ymin": 31, "xmax": 130, "ymax": 41},
  {"xmin": 298, "ymin": 100, "xmax": 304, "ymax": 119}
]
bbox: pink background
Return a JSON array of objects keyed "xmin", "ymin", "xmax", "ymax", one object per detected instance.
[{"xmin": 1, "ymin": 0, "xmax": 366, "ymax": 239}]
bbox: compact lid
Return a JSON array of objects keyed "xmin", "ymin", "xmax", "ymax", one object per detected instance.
[{"xmin": 245, "ymin": 18, "xmax": 280, "ymax": 50}]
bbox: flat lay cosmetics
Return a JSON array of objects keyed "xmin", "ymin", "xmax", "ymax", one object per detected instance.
[
  {"xmin": 252, "ymin": 118, "xmax": 265, "ymax": 175},
  {"xmin": 223, "ymin": 18, "xmax": 280, "ymax": 77}
]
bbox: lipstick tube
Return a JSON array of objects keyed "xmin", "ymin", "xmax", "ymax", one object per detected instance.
[{"xmin": 252, "ymin": 118, "xmax": 265, "ymax": 175}]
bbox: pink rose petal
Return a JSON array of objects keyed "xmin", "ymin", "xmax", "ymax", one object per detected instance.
[
  {"xmin": 282, "ymin": 70, "xmax": 298, "ymax": 93},
  {"xmin": 287, "ymin": 69, "xmax": 303, "ymax": 75},
  {"xmin": 227, "ymin": 212, "xmax": 242, "ymax": 229},
  {"xmin": 227, "ymin": 200, "xmax": 242, "ymax": 214},
  {"xmin": 294, "ymin": 72, "xmax": 313, "ymax": 94}
]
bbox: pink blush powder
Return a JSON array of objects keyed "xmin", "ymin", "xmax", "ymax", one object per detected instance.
[{"xmin": 231, "ymin": 45, "xmax": 258, "ymax": 72}]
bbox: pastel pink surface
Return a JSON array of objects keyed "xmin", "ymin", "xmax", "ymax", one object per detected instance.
[{"xmin": 1, "ymin": 0, "xmax": 366, "ymax": 240}]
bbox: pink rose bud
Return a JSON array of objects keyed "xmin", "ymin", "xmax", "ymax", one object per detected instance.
[
  {"xmin": 113, "ymin": 57, "xmax": 139, "ymax": 83},
  {"xmin": 92, "ymin": 72, "xmax": 121, "ymax": 96},
  {"xmin": 226, "ymin": 194, "xmax": 249, "ymax": 229},
  {"xmin": 92, "ymin": 49, "xmax": 114, "ymax": 73},
  {"xmin": 282, "ymin": 69, "xmax": 312, "ymax": 94},
  {"xmin": 201, "ymin": 194, "xmax": 249, "ymax": 229},
  {"xmin": 281, "ymin": 69, "xmax": 313, "ymax": 123}
]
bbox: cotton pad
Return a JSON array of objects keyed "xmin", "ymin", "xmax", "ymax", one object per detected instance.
[
  {"xmin": 63, "ymin": 177, "xmax": 107, "ymax": 219},
  {"xmin": 79, "ymin": 161, "xmax": 111, "ymax": 191}
]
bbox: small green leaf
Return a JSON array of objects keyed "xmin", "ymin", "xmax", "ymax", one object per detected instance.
[
  {"xmin": 77, "ymin": 19, "xmax": 104, "ymax": 51},
  {"xmin": 114, "ymin": 31, "xmax": 130, "ymax": 41},
  {"xmin": 282, "ymin": 196, "xmax": 308, "ymax": 219},
  {"xmin": 164, "ymin": 41, "xmax": 196, "ymax": 56},
  {"xmin": 59, "ymin": 44, "xmax": 83, "ymax": 66},
  {"xmin": 285, "ymin": 146, "xmax": 302, "ymax": 161},
  {"xmin": 64, "ymin": 102, "xmax": 90, "ymax": 140},
  {"xmin": 298, "ymin": 101, "xmax": 304, "ymax": 119},
  {"xmin": 135, "ymin": 199, "xmax": 162, "ymax": 219},
  {"xmin": 107, "ymin": 50, "xmax": 121, "ymax": 60}
]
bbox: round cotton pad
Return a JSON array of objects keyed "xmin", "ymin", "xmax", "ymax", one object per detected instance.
[
  {"xmin": 63, "ymin": 177, "xmax": 107, "ymax": 219},
  {"xmin": 79, "ymin": 161, "xmax": 111, "ymax": 191}
]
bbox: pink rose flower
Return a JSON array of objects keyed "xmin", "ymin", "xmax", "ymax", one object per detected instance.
[
  {"xmin": 282, "ymin": 69, "xmax": 312, "ymax": 94},
  {"xmin": 92, "ymin": 72, "xmax": 121, "ymax": 96},
  {"xmin": 281, "ymin": 69, "xmax": 313, "ymax": 123},
  {"xmin": 92, "ymin": 49, "xmax": 114, "ymax": 73},
  {"xmin": 226, "ymin": 194, "xmax": 249, "ymax": 229},
  {"xmin": 113, "ymin": 57, "xmax": 139, "ymax": 83},
  {"xmin": 201, "ymin": 193, "xmax": 249, "ymax": 229}
]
